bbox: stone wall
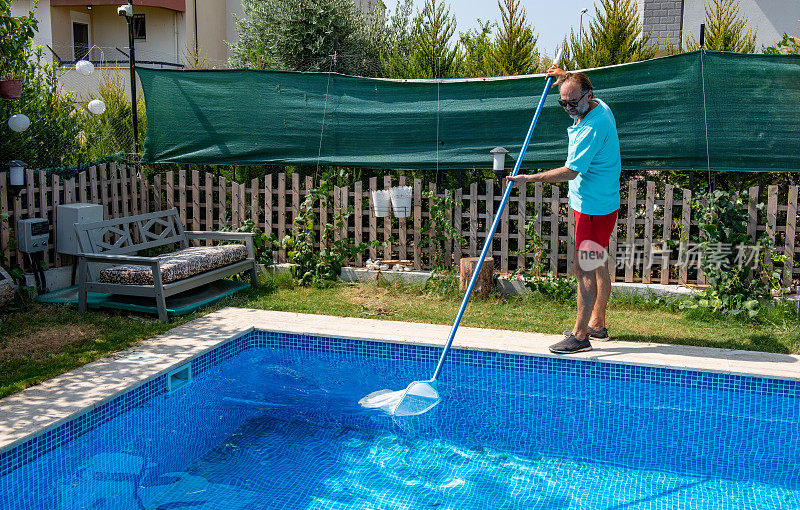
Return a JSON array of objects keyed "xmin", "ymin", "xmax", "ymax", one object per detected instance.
[{"xmin": 642, "ymin": 0, "xmax": 684, "ymax": 46}]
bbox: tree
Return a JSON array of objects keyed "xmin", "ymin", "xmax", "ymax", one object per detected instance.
[
  {"xmin": 228, "ymin": 0, "xmax": 380, "ymax": 76},
  {"xmin": 488, "ymin": 0, "xmax": 541, "ymax": 76},
  {"xmin": 405, "ymin": 0, "xmax": 462, "ymax": 78},
  {"xmin": 560, "ymin": 0, "xmax": 656, "ymax": 70},
  {"xmin": 764, "ymin": 26, "xmax": 800, "ymax": 55},
  {"xmin": 378, "ymin": 0, "xmax": 462, "ymax": 79},
  {"xmin": 78, "ymin": 68, "xmax": 146, "ymax": 161},
  {"xmin": 1, "ymin": 29, "xmax": 84, "ymax": 168},
  {"xmin": 686, "ymin": 0, "xmax": 757, "ymax": 53},
  {"xmin": 376, "ymin": 0, "xmax": 416, "ymax": 78},
  {"xmin": 458, "ymin": 20, "xmax": 494, "ymax": 78}
]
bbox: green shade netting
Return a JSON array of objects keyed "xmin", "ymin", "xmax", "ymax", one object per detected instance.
[{"xmin": 139, "ymin": 51, "xmax": 800, "ymax": 171}]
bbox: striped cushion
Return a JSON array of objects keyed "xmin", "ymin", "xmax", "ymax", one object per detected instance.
[{"xmin": 98, "ymin": 245, "xmax": 249, "ymax": 285}]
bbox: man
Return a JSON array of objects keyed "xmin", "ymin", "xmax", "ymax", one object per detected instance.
[{"xmin": 508, "ymin": 64, "xmax": 621, "ymax": 354}]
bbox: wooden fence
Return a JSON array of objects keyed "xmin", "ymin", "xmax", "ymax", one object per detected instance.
[{"xmin": 0, "ymin": 164, "xmax": 797, "ymax": 286}]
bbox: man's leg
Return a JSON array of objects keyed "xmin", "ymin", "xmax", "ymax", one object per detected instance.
[
  {"xmin": 550, "ymin": 250, "xmax": 597, "ymax": 353},
  {"xmin": 588, "ymin": 260, "xmax": 611, "ymax": 330},
  {"xmin": 572, "ymin": 251, "xmax": 598, "ymax": 341}
]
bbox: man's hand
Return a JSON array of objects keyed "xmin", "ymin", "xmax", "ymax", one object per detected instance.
[
  {"xmin": 547, "ymin": 64, "xmax": 568, "ymax": 84},
  {"xmin": 507, "ymin": 174, "xmax": 533, "ymax": 184},
  {"xmin": 508, "ymin": 167, "xmax": 578, "ymax": 184}
]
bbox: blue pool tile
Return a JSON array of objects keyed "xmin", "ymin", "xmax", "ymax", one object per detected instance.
[{"xmin": 1, "ymin": 328, "xmax": 799, "ymax": 482}]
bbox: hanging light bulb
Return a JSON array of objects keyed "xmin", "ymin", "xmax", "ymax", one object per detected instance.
[
  {"xmin": 76, "ymin": 59, "xmax": 94, "ymax": 76},
  {"xmin": 8, "ymin": 114, "xmax": 30, "ymax": 132},
  {"xmin": 87, "ymin": 99, "xmax": 106, "ymax": 115}
]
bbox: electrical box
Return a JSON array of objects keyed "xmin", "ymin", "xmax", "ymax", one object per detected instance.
[
  {"xmin": 57, "ymin": 203, "xmax": 104, "ymax": 255},
  {"xmin": 17, "ymin": 218, "xmax": 50, "ymax": 253}
]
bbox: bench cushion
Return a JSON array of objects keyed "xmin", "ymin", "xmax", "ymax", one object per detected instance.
[{"xmin": 98, "ymin": 245, "xmax": 249, "ymax": 285}]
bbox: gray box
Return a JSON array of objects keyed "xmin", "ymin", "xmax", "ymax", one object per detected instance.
[
  {"xmin": 57, "ymin": 203, "xmax": 104, "ymax": 255},
  {"xmin": 17, "ymin": 218, "xmax": 50, "ymax": 253}
]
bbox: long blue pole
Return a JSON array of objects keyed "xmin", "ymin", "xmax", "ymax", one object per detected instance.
[{"xmin": 431, "ymin": 70, "xmax": 557, "ymax": 382}]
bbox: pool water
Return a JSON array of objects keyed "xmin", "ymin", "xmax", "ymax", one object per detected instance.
[{"xmin": 2, "ymin": 341, "xmax": 799, "ymax": 509}]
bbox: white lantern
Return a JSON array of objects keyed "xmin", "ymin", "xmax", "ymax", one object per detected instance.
[
  {"xmin": 75, "ymin": 59, "xmax": 94, "ymax": 76},
  {"xmin": 8, "ymin": 160, "xmax": 26, "ymax": 188},
  {"xmin": 491, "ymin": 146, "xmax": 508, "ymax": 172},
  {"xmin": 87, "ymin": 99, "xmax": 106, "ymax": 115},
  {"xmin": 8, "ymin": 114, "xmax": 30, "ymax": 132}
]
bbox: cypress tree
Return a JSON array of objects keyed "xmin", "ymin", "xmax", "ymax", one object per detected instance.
[
  {"xmin": 407, "ymin": 0, "xmax": 461, "ymax": 79},
  {"xmin": 459, "ymin": 20, "xmax": 495, "ymax": 78},
  {"xmin": 686, "ymin": 0, "xmax": 757, "ymax": 53},
  {"xmin": 561, "ymin": 0, "xmax": 656, "ymax": 70},
  {"xmin": 488, "ymin": 0, "xmax": 540, "ymax": 76}
]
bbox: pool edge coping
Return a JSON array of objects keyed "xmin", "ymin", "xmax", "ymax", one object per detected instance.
[{"xmin": 1, "ymin": 307, "xmax": 799, "ymax": 453}]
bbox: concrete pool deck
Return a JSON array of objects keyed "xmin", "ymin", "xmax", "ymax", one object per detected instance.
[{"xmin": 2, "ymin": 307, "xmax": 799, "ymax": 452}]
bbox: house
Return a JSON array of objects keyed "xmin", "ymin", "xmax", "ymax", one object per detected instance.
[
  {"xmin": 638, "ymin": 0, "xmax": 799, "ymax": 49},
  {"xmin": 10, "ymin": 0, "xmax": 386, "ymax": 97}
]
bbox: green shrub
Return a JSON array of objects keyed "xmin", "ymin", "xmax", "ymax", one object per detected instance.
[
  {"xmin": 278, "ymin": 173, "xmax": 372, "ymax": 286},
  {"xmin": 420, "ymin": 190, "xmax": 465, "ymax": 273},
  {"xmin": 78, "ymin": 68, "xmax": 146, "ymax": 160},
  {"xmin": 680, "ymin": 190, "xmax": 784, "ymax": 318},
  {"xmin": 0, "ymin": 0, "xmax": 38, "ymax": 79},
  {"xmin": 0, "ymin": 47, "xmax": 84, "ymax": 168}
]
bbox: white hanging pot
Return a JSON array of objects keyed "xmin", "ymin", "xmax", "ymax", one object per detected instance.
[
  {"xmin": 390, "ymin": 186, "xmax": 412, "ymax": 218},
  {"xmin": 371, "ymin": 189, "xmax": 391, "ymax": 217}
]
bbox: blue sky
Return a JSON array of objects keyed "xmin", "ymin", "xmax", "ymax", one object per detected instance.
[{"xmin": 381, "ymin": 1, "xmax": 602, "ymax": 58}]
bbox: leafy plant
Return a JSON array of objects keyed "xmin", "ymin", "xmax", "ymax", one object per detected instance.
[
  {"xmin": 278, "ymin": 173, "xmax": 372, "ymax": 286},
  {"xmin": 764, "ymin": 22, "xmax": 800, "ymax": 55},
  {"xmin": 512, "ymin": 208, "xmax": 546, "ymax": 278},
  {"xmin": 686, "ymin": 0, "xmax": 757, "ymax": 53},
  {"xmin": 511, "ymin": 208, "xmax": 576, "ymax": 300},
  {"xmin": 511, "ymin": 209, "xmax": 578, "ymax": 301},
  {"xmin": 560, "ymin": 0, "xmax": 656, "ymax": 70},
  {"xmin": 420, "ymin": 189, "xmax": 465, "ymax": 272},
  {"xmin": 0, "ymin": 0, "xmax": 38, "ymax": 79},
  {"xmin": 524, "ymin": 271, "xmax": 577, "ymax": 301},
  {"xmin": 0, "ymin": 46, "xmax": 85, "ymax": 168},
  {"xmin": 680, "ymin": 190, "xmax": 783, "ymax": 318},
  {"xmin": 225, "ymin": 218, "xmax": 274, "ymax": 267}
]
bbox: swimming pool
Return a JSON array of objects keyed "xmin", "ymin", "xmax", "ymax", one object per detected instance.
[{"xmin": 1, "ymin": 328, "xmax": 799, "ymax": 509}]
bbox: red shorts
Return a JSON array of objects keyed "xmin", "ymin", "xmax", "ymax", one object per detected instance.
[{"xmin": 573, "ymin": 209, "xmax": 618, "ymax": 252}]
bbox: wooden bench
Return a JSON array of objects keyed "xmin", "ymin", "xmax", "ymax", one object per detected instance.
[{"xmin": 75, "ymin": 209, "xmax": 257, "ymax": 321}]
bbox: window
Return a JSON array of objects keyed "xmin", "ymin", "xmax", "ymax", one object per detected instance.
[{"xmin": 132, "ymin": 14, "xmax": 146, "ymax": 40}]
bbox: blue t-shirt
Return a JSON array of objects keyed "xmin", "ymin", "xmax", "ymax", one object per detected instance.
[{"xmin": 564, "ymin": 98, "xmax": 621, "ymax": 215}]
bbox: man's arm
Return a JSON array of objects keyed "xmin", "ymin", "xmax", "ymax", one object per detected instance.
[{"xmin": 508, "ymin": 166, "xmax": 579, "ymax": 184}]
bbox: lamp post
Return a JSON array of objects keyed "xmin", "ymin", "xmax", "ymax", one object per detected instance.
[
  {"xmin": 7, "ymin": 160, "xmax": 26, "ymax": 196},
  {"xmin": 491, "ymin": 147, "xmax": 508, "ymax": 182},
  {"xmin": 580, "ymin": 8, "xmax": 588, "ymax": 41},
  {"xmin": 118, "ymin": 1, "xmax": 140, "ymax": 163}
]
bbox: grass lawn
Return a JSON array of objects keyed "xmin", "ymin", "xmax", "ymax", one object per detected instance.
[{"xmin": 1, "ymin": 273, "xmax": 798, "ymax": 399}]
